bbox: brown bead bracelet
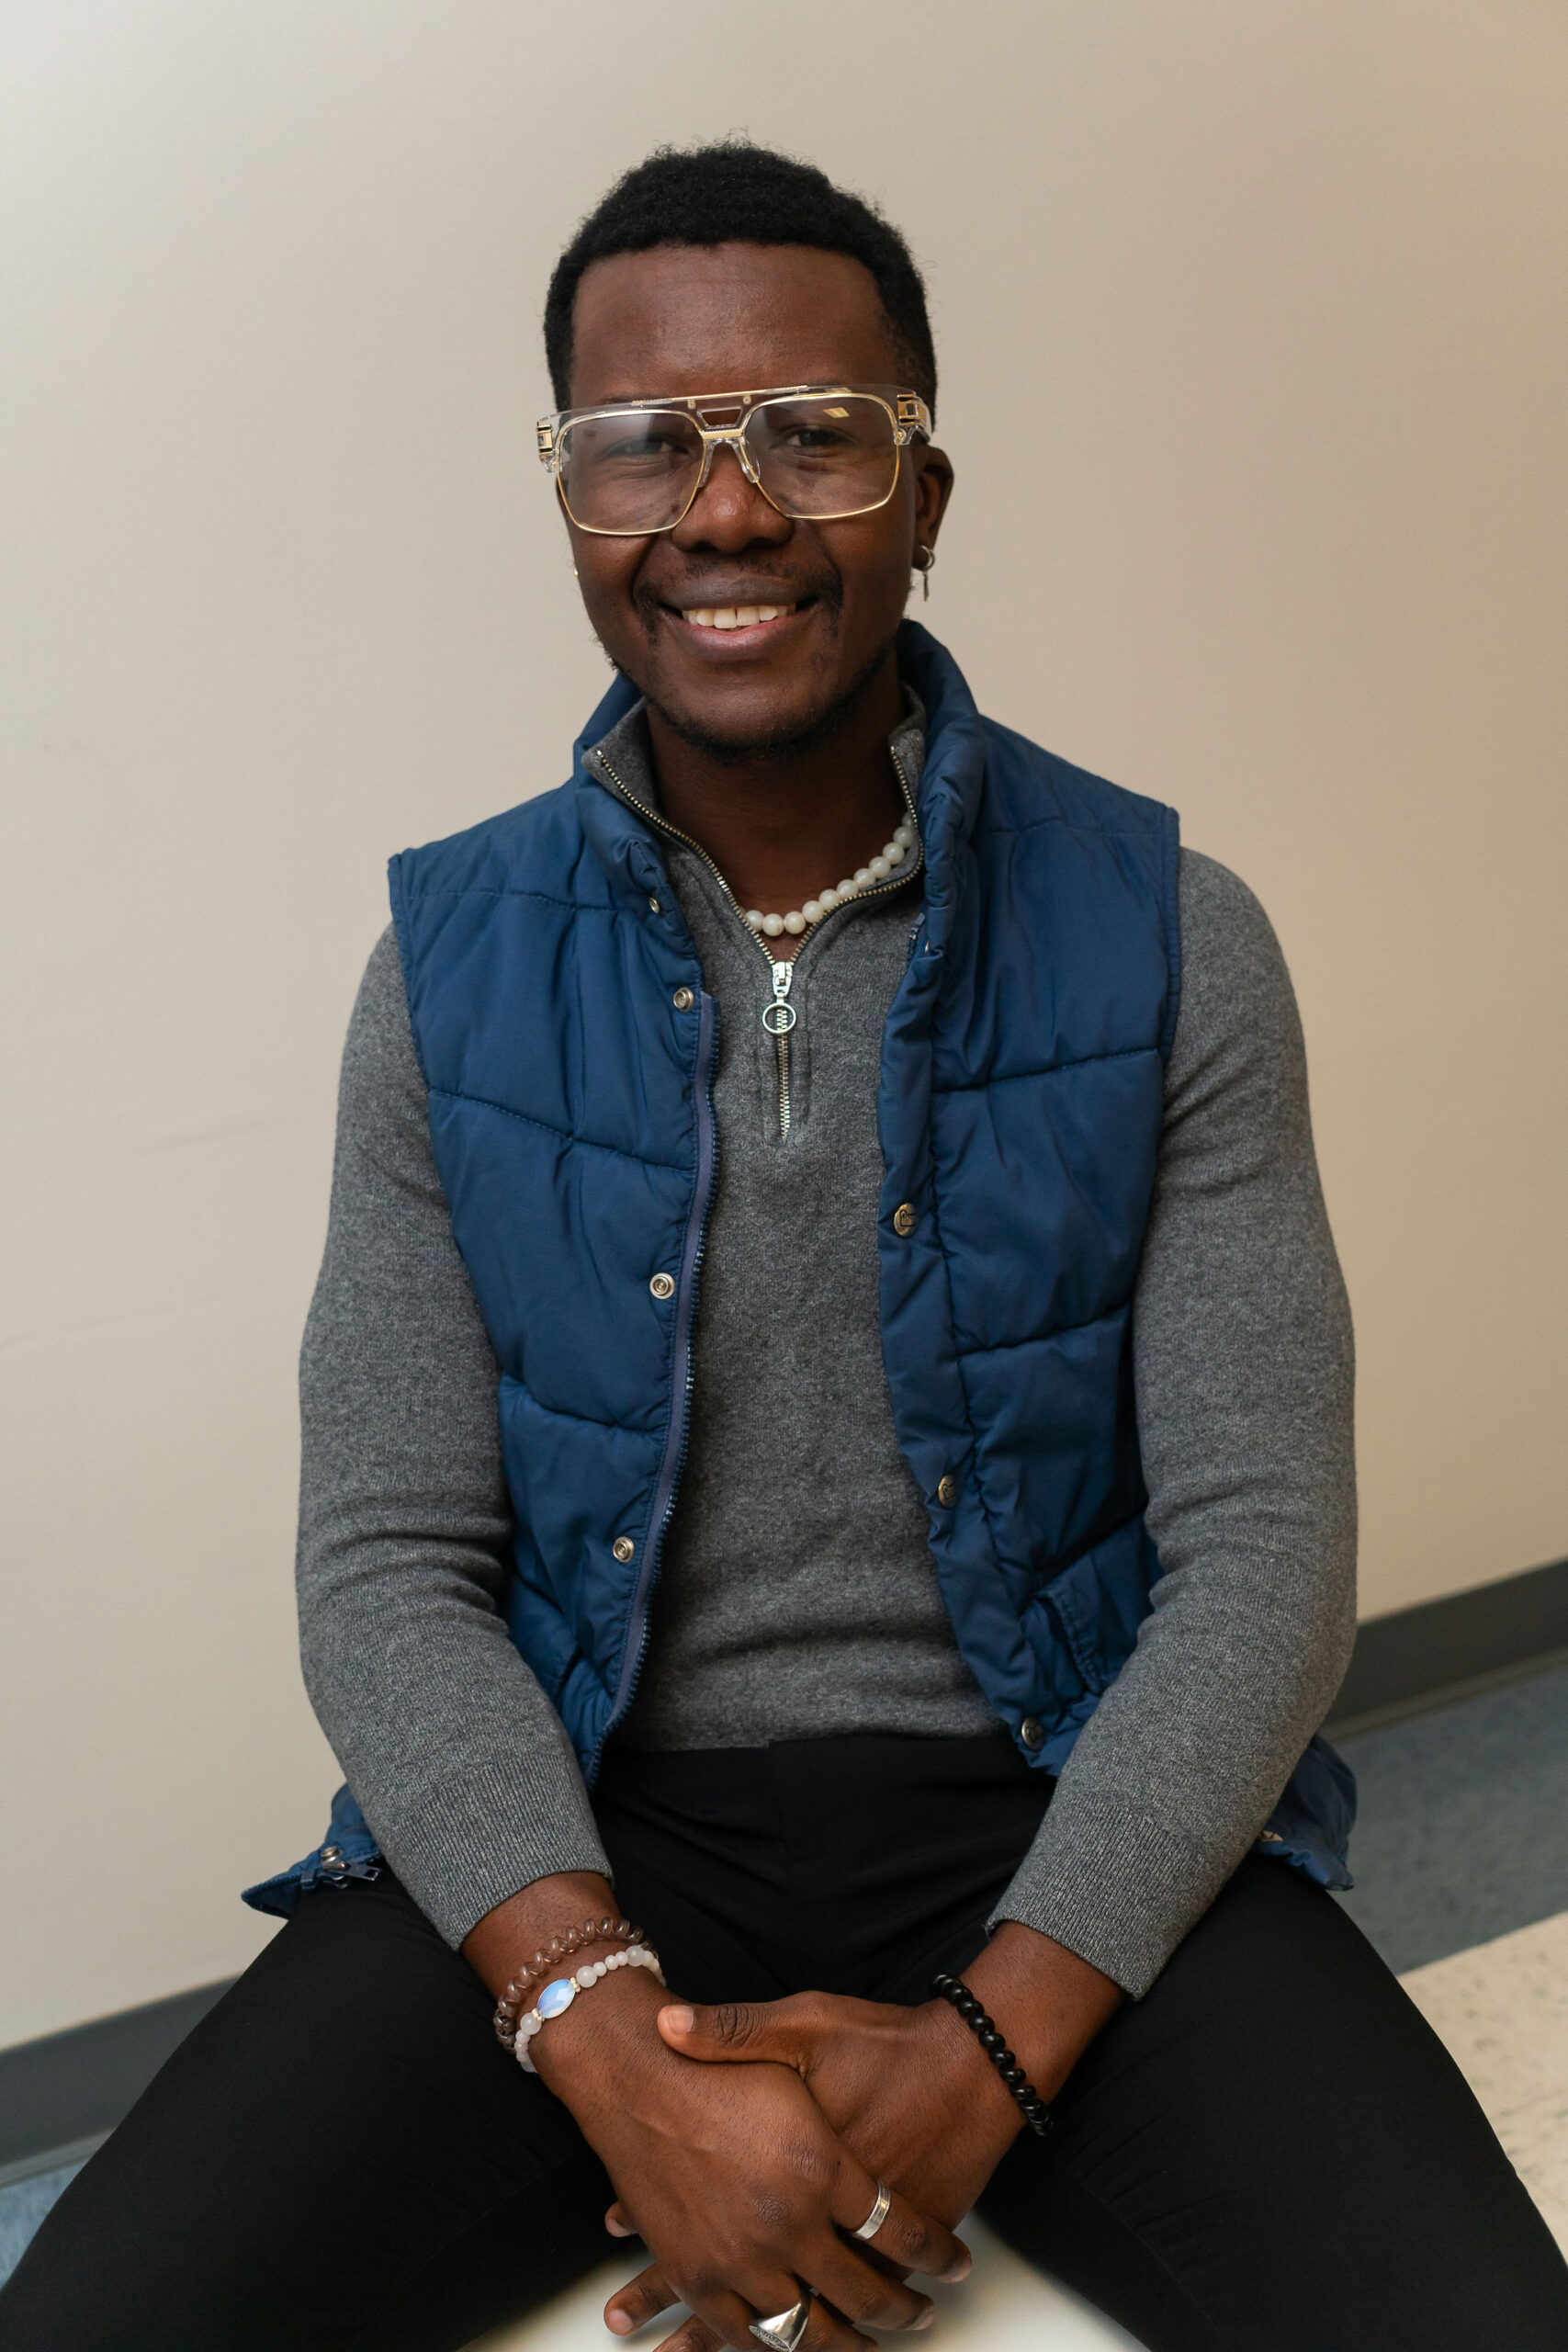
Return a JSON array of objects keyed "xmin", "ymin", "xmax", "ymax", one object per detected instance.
[{"xmin": 493, "ymin": 1917, "xmax": 642, "ymax": 2050}]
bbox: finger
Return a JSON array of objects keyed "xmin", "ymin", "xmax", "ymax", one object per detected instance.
[
  {"xmin": 688, "ymin": 2285, "xmax": 800, "ymax": 2352},
  {"xmin": 716, "ymin": 2278, "xmax": 875, "ymax": 2352},
  {"xmin": 651, "ymin": 2310, "xmax": 869, "ymax": 2352},
  {"xmin": 657, "ymin": 1996, "xmax": 819, "ymax": 2072},
  {"xmin": 803, "ymin": 2237, "xmax": 934, "ymax": 2335},
  {"xmin": 649, "ymin": 2319, "xmax": 724, "ymax": 2352},
  {"xmin": 785, "ymin": 2288, "xmax": 877, "ymax": 2352},
  {"xmin": 605, "ymin": 2265, "xmax": 680, "ymax": 2335},
  {"xmin": 830, "ymin": 2174, "xmax": 970, "ymax": 2286},
  {"xmin": 605, "ymin": 2201, "xmax": 637, "ymax": 2238}
]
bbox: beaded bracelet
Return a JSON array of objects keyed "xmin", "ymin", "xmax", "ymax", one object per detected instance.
[
  {"xmin": 493, "ymin": 1917, "xmax": 642, "ymax": 2050},
  {"xmin": 514, "ymin": 1944, "xmax": 665, "ymax": 2073},
  {"xmin": 931, "ymin": 1972, "xmax": 1053, "ymax": 2135}
]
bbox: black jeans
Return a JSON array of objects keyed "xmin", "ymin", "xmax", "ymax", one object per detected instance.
[{"xmin": 6, "ymin": 1735, "xmax": 1566, "ymax": 2351}]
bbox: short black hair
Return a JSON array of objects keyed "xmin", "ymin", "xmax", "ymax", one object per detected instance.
[{"xmin": 544, "ymin": 141, "xmax": 936, "ymax": 413}]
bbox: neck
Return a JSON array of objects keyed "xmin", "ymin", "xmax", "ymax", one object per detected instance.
[{"xmin": 643, "ymin": 656, "xmax": 908, "ymax": 921}]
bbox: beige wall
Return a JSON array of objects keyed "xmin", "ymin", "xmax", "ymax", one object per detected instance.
[{"xmin": 4, "ymin": 0, "xmax": 1564, "ymax": 2047}]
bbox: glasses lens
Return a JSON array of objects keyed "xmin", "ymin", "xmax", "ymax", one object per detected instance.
[
  {"xmin": 745, "ymin": 394, "xmax": 899, "ymax": 518},
  {"xmin": 558, "ymin": 408, "xmax": 705, "ymax": 533}
]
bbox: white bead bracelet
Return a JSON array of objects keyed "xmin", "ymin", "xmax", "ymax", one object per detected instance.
[{"xmin": 513, "ymin": 1943, "xmax": 665, "ymax": 2073}]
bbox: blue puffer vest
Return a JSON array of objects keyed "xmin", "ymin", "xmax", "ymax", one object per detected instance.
[{"xmin": 246, "ymin": 623, "xmax": 1352, "ymax": 1922}]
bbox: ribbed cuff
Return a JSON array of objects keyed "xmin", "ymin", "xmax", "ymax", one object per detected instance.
[
  {"xmin": 367, "ymin": 1741, "xmax": 613, "ymax": 1951},
  {"xmin": 988, "ymin": 1792, "xmax": 1250, "ymax": 2000}
]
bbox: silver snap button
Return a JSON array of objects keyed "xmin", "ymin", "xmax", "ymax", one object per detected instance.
[
  {"xmin": 672, "ymin": 986, "xmax": 694, "ymax": 1011},
  {"xmin": 936, "ymin": 1474, "xmax": 957, "ymax": 1507},
  {"xmin": 893, "ymin": 1202, "xmax": 918, "ymax": 1238},
  {"xmin": 1020, "ymin": 1717, "xmax": 1045, "ymax": 1752},
  {"xmin": 612, "ymin": 1535, "xmax": 636, "ymax": 1564},
  {"xmin": 648, "ymin": 895, "xmax": 661, "ymax": 913},
  {"xmin": 649, "ymin": 1272, "xmax": 675, "ymax": 1300},
  {"xmin": 320, "ymin": 1846, "xmax": 342, "ymax": 1862}
]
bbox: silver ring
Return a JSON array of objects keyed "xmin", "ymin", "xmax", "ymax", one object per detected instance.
[
  {"xmin": 750, "ymin": 2294, "xmax": 811, "ymax": 2352},
  {"xmin": 852, "ymin": 2180, "xmax": 892, "ymax": 2242}
]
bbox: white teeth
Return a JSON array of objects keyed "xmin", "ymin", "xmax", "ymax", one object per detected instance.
[{"xmin": 681, "ymin": 603, "xmax": 794, "ymax": 628}]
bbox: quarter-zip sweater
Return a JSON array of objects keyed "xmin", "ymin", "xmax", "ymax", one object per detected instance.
[
  {"xmin": 595, "ymin": 703, "xmax": 999, "ymax": 1751},
  {"xmin": 293, "ymin": 710, "xmax": 1356, "ymax": 1999}
]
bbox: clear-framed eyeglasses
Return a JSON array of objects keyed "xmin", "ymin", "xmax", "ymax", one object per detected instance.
[{"xmin": 536, "ymin": 383, "xmax": 932, "ymax": 537}]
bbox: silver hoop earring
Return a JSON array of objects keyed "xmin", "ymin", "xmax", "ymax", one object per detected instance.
[{"xmin": 912, "ymin": 545, "xmax": 935, "ymax": 603}]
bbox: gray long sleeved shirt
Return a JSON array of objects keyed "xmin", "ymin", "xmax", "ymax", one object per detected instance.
[{"xmin": 297, "ymin": 720, "xmax": 1356, "ymax": 1998}]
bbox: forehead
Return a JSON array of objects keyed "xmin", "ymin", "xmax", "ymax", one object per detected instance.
[{"xmin": 567, "ymin": 243, "xmax": 902, "ymax": 407}]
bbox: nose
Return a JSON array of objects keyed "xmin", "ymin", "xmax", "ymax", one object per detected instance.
[{"xmin": 672, "ymin": 438, "xmax": 792, "ymax": 553}]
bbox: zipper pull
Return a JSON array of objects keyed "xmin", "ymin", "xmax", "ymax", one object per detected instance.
[{"xmin": 761, "ymin": 958, "xmax": 797, "ymax": 1035}]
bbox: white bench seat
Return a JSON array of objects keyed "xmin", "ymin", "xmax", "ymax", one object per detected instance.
[{"xmin": 467, "ymin": 2216, "xmax": 1145, "ymax": 2352}]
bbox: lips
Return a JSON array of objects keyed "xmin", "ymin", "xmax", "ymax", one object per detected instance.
[
  {"xmin": 644, "ymin": 580, "xmax": 829, "ymax": 657},
  {"xmin": 671, "ymin": 606, "xmax": 804, "ymax": 635},
  {"xmin": 679, "ymin": 603, "xmax": 796, "ymax": 630}
]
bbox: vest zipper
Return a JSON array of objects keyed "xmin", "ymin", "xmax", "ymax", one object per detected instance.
[
  {"xmin": 593, "ymin": 983, "xmax": 719, "ymax": 1774},
  {"xmin": 592, "ymin": 742, "xmax": 922, "ymax": 1141},
  {"xmin": 582, "ymin": 736, "xmax": 919, "ymax": 1758}
]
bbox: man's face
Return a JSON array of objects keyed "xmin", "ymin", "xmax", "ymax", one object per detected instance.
[{"xmin": 562, "ymin": 243, "xmax": 953, "ymax": 759}]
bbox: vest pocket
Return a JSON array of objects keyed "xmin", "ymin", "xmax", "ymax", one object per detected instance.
[{"xmin": 1032, "ymin": 1517, "xmax": 1159, "ymax": 1695}]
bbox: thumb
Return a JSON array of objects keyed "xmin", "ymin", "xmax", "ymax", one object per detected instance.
[{"xmin": 657, "ymin": 1995, "xmax": 818, "ymax": 2070}]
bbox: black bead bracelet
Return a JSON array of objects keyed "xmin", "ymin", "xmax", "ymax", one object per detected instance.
[{"xmin": 931, "ymin": 1973, "xmax": 1053, "ymax": 2136}]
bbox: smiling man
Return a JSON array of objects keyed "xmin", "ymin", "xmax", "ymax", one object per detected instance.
[{"xmin": 8, "ymin": 142, "xmax": 1566, "ymax": 2352}]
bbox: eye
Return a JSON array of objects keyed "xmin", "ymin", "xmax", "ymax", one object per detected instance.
[
  {"xmin": 777, "ymin": 424, "xmax": 852, "ymax": 455},
  {"xmin": 598, "ymin": 428, "xmax": 688, "ymax": 465},
  {"xmin": 568, "ymin": 413, "xmax": 698, "ymax": 475}
]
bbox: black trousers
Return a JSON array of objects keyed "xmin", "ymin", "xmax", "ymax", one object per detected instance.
[{"xmin": 6, "ymin": 1735, "xmax": 1566, "ymax": 2352}]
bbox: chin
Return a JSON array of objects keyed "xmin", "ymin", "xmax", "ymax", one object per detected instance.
[
  {"xmin": 650, "ymin": 681, "xmax": 847, "ymax": 764},
  {"xmin": 644, "ymin": 636, "xmax": 897, "ymax": 766}
]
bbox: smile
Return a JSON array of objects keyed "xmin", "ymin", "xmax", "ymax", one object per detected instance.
[{"xmin": 677, "ymin": 603, "xmax": 798, "ymax": 630}]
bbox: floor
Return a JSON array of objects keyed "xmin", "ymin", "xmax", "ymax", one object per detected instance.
[
  {"xmin": 0, "ymin": 2159, "xmax": 93, "ymax": 2290},
  {"xmin": 6, "ymin": 1660, "xmax": 1568, "ymax": 2338},
  {"xmin": 1333, "ymin": 1663, "xmax": 1568, "ymax": 1972},
  {"xmin": 1401, "ymin": 1909, "xmax": 1568, "ymax": 2251}
]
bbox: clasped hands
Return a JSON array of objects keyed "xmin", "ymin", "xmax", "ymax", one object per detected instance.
[
  {"xmin": 468, "ymin": 1876, "xmax": 1122, "ymax": 2352},
  {"xmin": 532, "ymin": 1936, "xmax": 1116, "ymax": 2352},
  {"xmin": 602, "ymin": 1984, "xmax": 1029, "ymax": 2352},
  {"xmin": 579, "ymin": 1977, "xmax": 1020, "ymax": 2352}
]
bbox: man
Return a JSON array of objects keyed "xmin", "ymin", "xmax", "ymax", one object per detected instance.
[{"xmin": 7, "ymin": 141, "xmax": 1565, "ymax": 2352}]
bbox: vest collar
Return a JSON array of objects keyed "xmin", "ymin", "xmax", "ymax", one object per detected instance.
[
  {"xmin": 892, "ymin": 623, "xmax": 987, "ymax": 961},
  {"xmin": 565, "ymin": 621, "xmax": 987, "ymax": 940}
]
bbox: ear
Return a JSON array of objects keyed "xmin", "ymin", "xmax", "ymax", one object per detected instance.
[{"xmin": 911, "ymin": 442, "xmax": 954, "ymax": 559}]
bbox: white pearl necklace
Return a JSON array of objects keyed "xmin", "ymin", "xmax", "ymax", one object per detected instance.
[{"xmin": 743, "ymin": 821, "xmax": 917, "ymax": 939}]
